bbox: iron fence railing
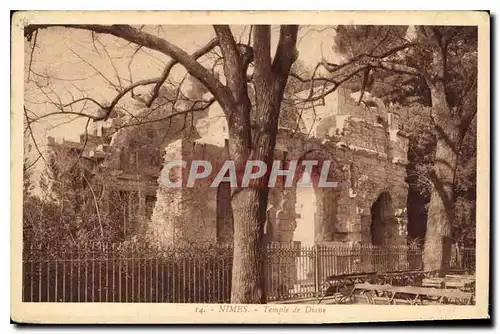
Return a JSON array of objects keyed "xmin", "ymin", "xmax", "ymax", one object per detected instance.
[
  {"xmin": 450, "ymin": 246, "xmax": 476, "ymax": 273},
  {"xmin": 264, "ymin": 243, "xmax": 423, "ymax": 301},
  {"xmin": 22, "ymin": 245, "xmax": 233, "ymax": 303},
  {"xmin": 22, "ymin": 243, "xmax": 473, "ymax": 303}
]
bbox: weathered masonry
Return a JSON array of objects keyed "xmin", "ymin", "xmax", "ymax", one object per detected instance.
[
  {"xmin": 48, "ymin": 84, "xmax": 410, "ymax": 250},
  {"xmin": 149, "ymin": 87, "xmax": 410, "ymax": 249}
]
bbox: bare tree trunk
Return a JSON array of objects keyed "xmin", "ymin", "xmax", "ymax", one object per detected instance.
[
  {"xmin": 231, "ymin": 187, "xmax": 268, "ymax": 303},
  {"xmin": 423, "ymin": 84, "xmax": 458, "ymax": 274},
  {"xmin": 423, "ymin": 145, "xmax": 455, "ymax": 273},
  {"xmin": 229, "ymin": 97, "xmax": 276, "ymax": 303},
  {"xmin": 228, "ymin": 25, "xmax": 298, "ymax": 303},
  {"xmin": 216, "ymin": 182, "xmax": 234, "ymax": 244}
]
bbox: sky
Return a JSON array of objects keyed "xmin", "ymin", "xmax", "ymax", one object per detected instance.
[
  {"xmin": 24, "ymin": 25, "xmax": 339, "ymax": 143},
  {"xmin": 23, "ymin": 24, "xmax": 340, "ymax": 222},
  {"xmin": 23, "ymin": 24, "xmax": 342, "ymax": 189}
]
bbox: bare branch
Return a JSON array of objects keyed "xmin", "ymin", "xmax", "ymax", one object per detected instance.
[
  {"xmin": 24, "ymin": 106, "xmax": 49, "ymax": 167},
  {"xmin": 370, "ymin": 60, "xmax": 420, "ymax": 76},
  {"xmin": 272, "ymin": 25, "xmax": 299, "ymax": 80},
  {"xmin": 147, "ymin": 37, "xmax": 218, "ymax": 107},
  {"xmin": 117, "ymin": 98, "xmax": 216, "ymax": 130},
  {"xmin": 321, "ymin": 41, "xmax": 416, "ymax": 74},
  {"xmin": 62, "ymin": 97, "xmax": 106, "ymax": 110},
  {"xmin": 127, "ymin": 45, "xmax": 142, "ymax": 98},
  {"xmin": 27, "ymin": 30, "xmax": 38, "ymax": 81},
  {"xmin": 94, "ymin": 35, "xmax": 124, "ymax": 90},
  {"xmin": 81, "ymin": 172, "xmax": 104, "ymax": 245},
  {"xmin": 292, "ymin": 64, "xmax": 367, "ymax": 103},
  {"xmin": 357, "ymin": 67, "xmax": 371, "ymax": 104},
  {"xmin": 253, "ymin": 25, "xmax": 272, "ymax": 79},
  {"xmin": 29, "ymin": 68, "xmax": 100, "ymax": 82},
  {"xmin": 90, "ymin": 31, "xmax": 102, "ymax": 56},
  {"xmin": 214, "ymin": 26, "xmax": 248, "ymax": 101},
  {"xmin": 26, "ymin": 24, "xmax": 234, "ymax": 111},
  {"xmin": 67, "ymin": 118, "xmax": 91, "ymax": 171},
  {"xmin": 66, "ymin": 43, "xmax": 120, "ymax": 92},
  {"xmin": 104, "ymin": 77, "xmax": 159, "ymax": 119},
  {"xmin": 297, "ymin": 26, "xmax": 337, "ymax": 47},
  {"xmin": 24, "ymin": 153, "xmax": 42, "ymax": 171},
  {"xmin": 247, "ymin": 26, "xmax": 253, "ymax": 47}
]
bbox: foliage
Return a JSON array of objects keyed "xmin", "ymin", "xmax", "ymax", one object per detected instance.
[
  {"xmin": 333, "ymin": 25, "xmax": 478, "ymax": 246},
  {"xmin": 23, "ymin": 144, "xmax": 148, "ymax": 252}
]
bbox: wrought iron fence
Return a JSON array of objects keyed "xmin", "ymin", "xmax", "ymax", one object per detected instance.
[
  {"xmin": 22, "ymin": 245, "xmax": 233, "ymax": 303},
  {"xmin": 450, "ymin": 247, "xmax": 476, "ymax": 273},
  {"xmin": 22, "ymin": 243, "xmax": 472, "ymax": 303},
  {"xmin": 264, "ymin": 243, "xmax": 423, "ymax": 301}
]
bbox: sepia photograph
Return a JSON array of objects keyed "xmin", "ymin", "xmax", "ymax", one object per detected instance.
[{"xmin": 11, "ymin": 11, "xmax": 490, "ymax": 323}]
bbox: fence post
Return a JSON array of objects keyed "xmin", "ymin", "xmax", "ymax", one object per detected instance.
[
  {"xmin": 314, "ymin": 245, "xmax": 319, "ymax": 298},
  {"xmin": 263, "ymin": 242, "xmax": 269, "ymax": 303},
  {"xmin": 458, "ymin": 245, "xmax": 463, "ymax": 269}
]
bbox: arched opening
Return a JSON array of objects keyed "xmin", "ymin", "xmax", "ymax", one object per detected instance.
[
  {"xmin": 293, "ymin": 183, "xmax": 316, "ymax": 283},
  {"xmin": 313, "ymin": 187, "xmax": 340, "ymax": 244},
  {"xmin": 294, "ymin": 185, "xmax": 316, "ymax": 247},
  {"xmin": 216, "ymin": 182, "xmax": 233, "ymax": 244},
  {"xmin": 291, "ymin": 155, "xmax": 341, "ymax": 283},
  {"xmin": 291, "ymin": 149, "xmax": 342, "ymax": 246},
  {"xmin": 370, "ymin": 192, "xmax": 396, "ymax": 246}
]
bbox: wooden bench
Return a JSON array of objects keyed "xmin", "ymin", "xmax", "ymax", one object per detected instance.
[
  {"xmin": 321, "ymin": 272, "xmax": 378, "ymax": 296},
  {"xmin": 345, "ymin": 283, "xmax": 474, "ymax": 305},
  {"xmin": 377, "ymin": 271, "xmax": 429, "ymax": 286},
  {"xmin": 319, "ymin": 271, "xmax": 434, "ymax": 303},
  {"xmin": 422, "ymin": 277, "xmax": 475, "ymax": 291},
  {"xmin": 446, "ymin": 274, "xmax": 475, "ymax": 280}
]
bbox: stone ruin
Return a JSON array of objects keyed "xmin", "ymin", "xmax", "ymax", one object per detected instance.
[
  {"xmin": 47, "ymin": 80, "xmax": 410, "ymax": 253},
  {"xmin": 47, "ymin": 77, "xmax": 412, "ymax": 291}
]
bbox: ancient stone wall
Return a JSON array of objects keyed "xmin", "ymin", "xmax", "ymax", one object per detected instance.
[
  {"xmin": 100, "ymin": 87, "xmax": 412, "ymax": 249},
  {"xmin": 46, "ymin": 86, "xmax": 413, "ymax": 291},
  {"xmin": 271, "ymin": 88, "xmax": 409, "ymax": 248},
  {"xmin": 149, "ymin": 139, "xmax": 231, "ymax": 246},
  {"xmin": 51, "ymin": 86, "xmax": 411, "ymax": 266}
]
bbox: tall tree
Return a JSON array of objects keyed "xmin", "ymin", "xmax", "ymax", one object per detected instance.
[
  {"xmin": 330, "ymin": 25, "xmax": 478, "ymax": 273},
  {"xmin": 25, "ymin": 24, "xmax": 300, "ymax": 303}
]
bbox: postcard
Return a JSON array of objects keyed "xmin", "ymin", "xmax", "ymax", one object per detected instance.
[{"xmin": 11, "ymin": 10, "xmax": 490, "ymax": 323}]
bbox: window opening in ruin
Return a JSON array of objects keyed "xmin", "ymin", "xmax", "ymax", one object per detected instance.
[
  {"xmin": 145, "ymin": 195, "xmax": 156, "ymax": 220},
  {"xmin": 216, "ymin": 182, "xmax": 233, "ymax": 244},
  {"xmin": 117, "ymin": 190, "xmax": 141, "ymax": 239},
  {"xmin": 370, "ymin": 192, "xmax": 393, "ymax": 246},
  {"xmin": 294, "ymin": 186, "xmax": 316, "ymax": 247},
  {"xmin": 349, "ymin": 162, "xmax": 355, "ymax": 189}
]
